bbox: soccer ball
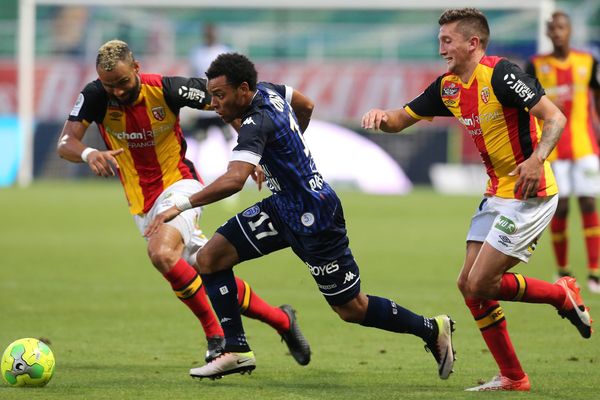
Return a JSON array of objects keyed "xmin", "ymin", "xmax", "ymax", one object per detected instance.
[{"xmin": 1, "ymin": 338, "xmax": 55, "ymax": 387}]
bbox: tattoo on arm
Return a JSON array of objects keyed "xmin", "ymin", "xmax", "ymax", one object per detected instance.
[{"xmin": 535, "ymin": 118, "xmax": 563, "ymax": 161}]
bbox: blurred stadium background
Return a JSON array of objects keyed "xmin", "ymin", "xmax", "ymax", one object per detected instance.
[{"xmin": 0, "ymin": 0, "xmax": 599, "ymax": 191}]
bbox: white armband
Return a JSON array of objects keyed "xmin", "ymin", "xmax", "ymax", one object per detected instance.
[
  {"xmin": 174, "ymin": 197, "xmax": 193, "ymax": 212},
  {"xmin": 81, "ymin": 147, "xmax": 98, "ymax": 163}
]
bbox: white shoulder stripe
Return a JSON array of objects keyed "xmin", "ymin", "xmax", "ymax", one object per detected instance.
[
  {"xmin": 285, "ymin": 85, "xmax": 294, "ymax": 104},
  {"xmin": 231, "ymin": 150, "xmax": 261, "ymax": 165}
]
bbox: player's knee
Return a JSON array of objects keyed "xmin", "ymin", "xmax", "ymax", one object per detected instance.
[
  {"xmin": 331, "ymin": 296, "xmax": 367, "ymax": 323},
  {"xmin": 467, "ymin": 279, "xmax": 496, "ymax": 299},
  {"xmin": 147, "ymin": 246, "xmax": 179, "ymax": 274},
  {"xmin": 334, "ymin": 307, "xmax": 363, "ymax": 323},
  {"xmin": 456, "ymin": 275, "xmax": 469, "ymax": 296}
]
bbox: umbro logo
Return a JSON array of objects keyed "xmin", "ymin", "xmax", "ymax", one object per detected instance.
[{"xmin": 242, "ymin": 117, "xmax": 256, "ymax": 126}]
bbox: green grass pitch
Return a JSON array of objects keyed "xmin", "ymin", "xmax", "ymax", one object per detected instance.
[{"xmin": 0, "ymin": 181, "xmax": 598, "ymax": 399}]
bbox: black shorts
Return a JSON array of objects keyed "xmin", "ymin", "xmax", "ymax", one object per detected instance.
[{"xmin": 216, "ymin": 196, "xmax": 361, "ymax": 306}]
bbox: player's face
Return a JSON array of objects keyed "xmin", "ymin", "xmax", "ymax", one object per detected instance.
[
  {"xmin": 439, "ymin": 21, "xmax": 472, "ymax": 76},
  {"xmin": 98, "ymin": 60, "xmax": 141, "ymax": 106},
  {"xmin": 208, "ymin": 75, "xmax": 249, "ymax": 123},
  {"xmin": 547, "ymin": 16, "xmax": 571, "ymax": 49}
]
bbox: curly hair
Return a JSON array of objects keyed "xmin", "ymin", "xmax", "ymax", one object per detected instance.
[
  {"xmin": 206, "ymin": 53, "xmax": 257, "ymax": 91},
  {"xmin": 96, "ymin": 40, "xmax": 135, "ymax": 71},
  {"xmin": 438, "ymin": 8, "xmax": 490, "ymax": 50}
]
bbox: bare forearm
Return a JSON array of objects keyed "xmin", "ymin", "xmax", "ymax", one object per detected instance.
[
  {"xmin": 535, "ymin": 115, "xmax": 565, "ymax": 161},
  {"xmin": 189, "ymin": 174, "xmax": 244, "ymax": 207}
]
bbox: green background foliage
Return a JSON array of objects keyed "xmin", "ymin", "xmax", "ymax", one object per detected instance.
[{"xmin": 0, "ymin": 182, "xmax": 598, "ymax": 399}]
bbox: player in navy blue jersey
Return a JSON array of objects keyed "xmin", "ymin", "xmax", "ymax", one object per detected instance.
[{"xmin": 145, "ymin": 53, "xmax": 456, "ymax": 380}]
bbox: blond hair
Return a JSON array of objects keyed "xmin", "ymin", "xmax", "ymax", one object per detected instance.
[{"xmin": 96, "ymin": 40, "xmax": 134, "ymax": 71}]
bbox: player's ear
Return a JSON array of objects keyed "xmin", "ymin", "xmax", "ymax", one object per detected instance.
[
  {"xmin": 238, "ymin": 81, "xmax": 250, "ymax": 94},
  {"xmin": 468, "ymin": 36, "xmax": 480, "ymax": 52},
  {"xmin": 132, "ymin": 60, "xmax": 141, "ymax": 73}
]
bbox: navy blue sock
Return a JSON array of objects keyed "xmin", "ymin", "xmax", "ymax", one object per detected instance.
[
  {"xmin": 201, "ymin": 269, "xmax": 250, "ymax": 352},
  {"xmin": 360, "ymin": 295, "xmax": 435, "ymax": 341}
]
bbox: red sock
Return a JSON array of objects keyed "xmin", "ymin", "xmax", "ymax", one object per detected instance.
[
  {"xmin": 582, "ymin": 210, "xmax": 600, "ymax": 272},
  {"xmin": 235, "ymin": 277, "xmax": 290, "ymax": 332},
  {"xmin": 465, "ymin": 298, "xmax": 525, "ymax": 380},
  {"xmin": 163, "ymin": 259, "xmax": 223, "ymax": 338},
  {"xmin": 551, "ymin": 215, "xmax": 568, "ymax": 271},
  {"xmin": 497, "ymin": 273, "xmax": 565, "ymax": 309}
]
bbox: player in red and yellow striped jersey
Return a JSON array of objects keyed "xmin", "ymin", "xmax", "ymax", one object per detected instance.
[
  {"xmin": 362, "ymin": 8, "xmax": 592, "ymax": 391},
  {"xmin": 526, "ymin": 11, "xmax": 600, "ymax": 292},
  {"xmin": 57, "ymin": 40, "xmax": 311, "ymax": 368}
]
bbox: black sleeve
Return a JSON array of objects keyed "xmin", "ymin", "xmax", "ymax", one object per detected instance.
[
  {"xmin": 491, "ymin": 59, "xmax": 545, "ymax": 110},
  {"xmin": 524, "ymin": 60, "xmax": 536, "ymax": 77},
  {"xmin": 162, "ymin": 76, "xmax": 212, "ymax": 113},
  {"xmin": 591, "ymin": 58, "xmax": 600, "ymax": 90},
  {"xmin": 67, "ymin": 80, "xmax": 107, "ymax": 124},
  {"xmin": 233, "ymin": 111, "xmax": 271, "ymax": 158},
  {"xmin": 405, "ymin": 76, "xmax": 453, "ymax": 118}
]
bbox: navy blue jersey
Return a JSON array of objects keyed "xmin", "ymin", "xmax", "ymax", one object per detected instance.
[{"xmin": 232, "ymin": 82, "xmax": 338, "ymax": 233}]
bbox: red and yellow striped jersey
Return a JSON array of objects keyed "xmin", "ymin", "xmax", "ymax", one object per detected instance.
[
  {"xmin": 405, "ymin": 55, "xmax": 557, "ymax": 199},
  {"xmin": 69, "ymin": 73, "xmax": 211, "ymax": 214},
  {"xmin": 527, "ymin": 51, "xmax": 600, "ymax": 160}
]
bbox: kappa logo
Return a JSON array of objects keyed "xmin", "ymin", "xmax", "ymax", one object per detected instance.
[
  {"xmin": 242, "ymin": 117, "xmax": 256, "ymax": 126},
  {"xmin": 343, "ymin": 271, "xmax": 356, "ymax": 284}
]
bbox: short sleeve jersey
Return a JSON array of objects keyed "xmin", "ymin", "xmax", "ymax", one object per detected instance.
[
  {"xmin": 68, "ymin": 73, "xmax": 211, "ymax": 214},
  {"xmin": 405, "ymin": 56, "xmax": 557, "ymax": 199},
  {"xmin": 231, "ymin": 82, "xmax": 338, "ymax": 233},
  {"xmin": 526, "ymin": 51, "xmax": 600, "ymax": 160}
]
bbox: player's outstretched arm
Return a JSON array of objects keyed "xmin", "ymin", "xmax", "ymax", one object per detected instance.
[
  {"xmin": 290, "ymin": 89, "xmax": 314, "ymax": 132},
  {"xmin": 361, "ymin": 108, "xmax": 418, "ymax": 133},
  {"xmin": 144, "ymin": 160, "xmax": 256, "ymax": 237},
  {"xmin": 509, "ymin": 96, "xmax": 566, "ymax": 198},
  {"xmin": 57, "ymin": 120, "xmax": 123, "ymax": 177}
]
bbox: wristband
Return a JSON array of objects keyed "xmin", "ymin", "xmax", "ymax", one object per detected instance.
[
  {"xmin": 174, "ymin": 196, "xmax": 193, "ymax": 211},
  {"xmin": 81, "ymin": 147, "xmax": 98, "ymax": 163}
]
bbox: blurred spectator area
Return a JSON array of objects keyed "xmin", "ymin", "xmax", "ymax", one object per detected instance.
[{"xmin": 1, "ymin": 1, "xmax": 599, "ymax": 185}]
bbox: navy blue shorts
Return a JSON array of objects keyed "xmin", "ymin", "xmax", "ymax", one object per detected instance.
[{"xmin": 216, "ymin": 196, "xmax": 361, "ymax": 306}]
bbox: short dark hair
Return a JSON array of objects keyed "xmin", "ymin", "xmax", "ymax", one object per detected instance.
[
  {"xmin": 438, "ymin": 8, "xmax": 490, "ymax": 50},
  {"xmin": 206, "ymin": 53, "xmax": 257, "ymax": 91},
  {"xmin": 548, "ymin": 10, "xmax": 571, "ymax": 26}
]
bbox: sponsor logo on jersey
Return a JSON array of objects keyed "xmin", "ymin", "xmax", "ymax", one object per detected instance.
[
  {"xmin": 343, "ymin": 271, "xmax": 356, "ymax": 284},
  {"xmin": 242, "ymin": 205, "xmax": 260, "ymax": 217},
  {"xmin": 242, "ymin": 117, "xmax": 255, "ymax": 126},
  {"xmin": 178, "ymin": 85, "xmax": 206, "ymax": 103},
  {"xmin": 70, "ymin": 93, "xmax": 84, "ymax": 116},
  {"xmin": 151, "ymin": 106, "xmax": 165, "ymax": 121},
  {"xmin": 301, "ymin": 212, "xmax": 315, "ymax": 227},
  {"xmin": 442, "ymin": 82, "xmax": 460, "ymax": 99},
  {"xmin": 503, "ymin": 73, "xmax": 535, "ymax": 102},
  {"xmin": 109, "ymin": 111, "xmax": 123, "ymax": 120},
  {"xmin": 494, "ymin": 215, "xmax": 517, "ymax": 234},
  {"xmin": 480, "ymin": 86, "xmax": 490, "ymax": 104},
  {"xmin": 306, "ymin": 261, "xmax": 339, "ymax": 276}
]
